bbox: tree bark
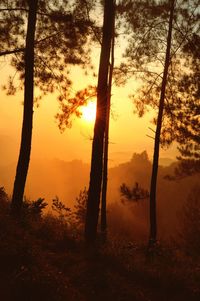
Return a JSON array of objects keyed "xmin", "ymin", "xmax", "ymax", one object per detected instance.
[
  {"xmin": 149, "ymin": 0, "xmax": 175, "ymax": 246},
  {"xmin": 11, "ymin": 0, "xmax": 38, "ymax": 215},
  {"xmin": 85, "ymin": 0, "xmax": 115, "ymax": 244},
  {"xmin": 101, "ymin": 9, "xmax": 115, "ymax": 238}
]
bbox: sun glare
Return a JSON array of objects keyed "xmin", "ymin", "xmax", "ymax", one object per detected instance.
[{"xmin": 81, "ymin": 102, "xmax": 96, "ymax": 122}]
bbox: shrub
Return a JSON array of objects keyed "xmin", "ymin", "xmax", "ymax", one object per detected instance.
[
  {"xmin": 22, "ymin": 197, "xmax": 48, "ymax": 219},
  {"xmin": 73, "ymin": 187, "xmax": 87, "ymax": 226},
  {"xmin": 120, "ymin": 182, "xmax": 149, "ymax": 203},
  {"xmin": 0, "ymin": 186, "xmax": 10, "ymax": 211},
  {"xmin": 51, "ymin": 196, "xmax": 72, "ymax": 223}
]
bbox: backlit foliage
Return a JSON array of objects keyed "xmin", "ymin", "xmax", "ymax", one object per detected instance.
[
  {"xmin": 0, "ymin": 0, "xmax": 95, "ymax": 103},
  {"xmin": 56, "ymin": 85, "xmax": 96, "ymax": 130},
  {"xmin": 52, "ymin": 196, "xmax": 71, "ymax": 220},
  {"xmin": 116, "ymin": 0, "xmax": 200, "ymax": 154},
  {"xmin": 120, "ymin": 182, "xmax": 149, "ymax": 203},
  {"xmin": 74, "ymin": 187, "xmax": 88, "ymax": 226}
]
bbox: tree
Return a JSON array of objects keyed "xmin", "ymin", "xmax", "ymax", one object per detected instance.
[
  {"xmin": 56, "ymin": 85, "xmax": 97, "ymax": 131},
  {"xmin": 0, "ymin": 0, "xmax": 92, "ymax": 99},
  {"xmin": 120, "ymin": 182, "xmax": 149, "ymax": 203},
  {"xmin": 100, "ymin": 0, "xmax": 116, "ymax": 238},
  {"xmin": 11, "ymin": 0, "xmax": 39, "ymax": 215},
  {"xmin": 116, "ymin": 0, "xmax": 199, "ymax": 245},
  {"xmin": 0, "ymin": 0, "xmax": 92, "ymax": 214},
  {"xmin": 116, "ymin": 0, "xmax": 175, "ymax": 245},
  {"xmin": 149, "ymin": 0, "xmax": 175, "ymax": 246},
  {"xmin": 172, "ymin": 32, "xmax": 200, "ymax": 177},
  {"xmin": 55, "ymin": 0, "xmax": 116, "ymax": 240},
  {"xmin": 85, "ymin": 0, "xmax": 115, "ymax": 244},
  {"xmin": 74, "ymin": 187, "xmax": 88, "ymax": 226},
  {"xmin": 156, "ymin": 4, "xmax": 200, "ymax": 179}
]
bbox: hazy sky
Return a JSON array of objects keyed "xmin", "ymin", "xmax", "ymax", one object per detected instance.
[{"xmin": 0, "ymin": 60, "xmax": 178, "ymax": 171}]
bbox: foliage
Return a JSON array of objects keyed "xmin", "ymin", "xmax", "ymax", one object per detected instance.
[
  {"xmin": 22, "ymin": 197, "xmax": 47, "ymax": 218},
  {"xmin": 56, "ymin": 85, "xmax": 96, "ymax": 131},
  {"xmin": 51, "ymin": 189, "xmax": 88, "ymax": 228},
  {"xmin": 174, "ymin": 31, "xmax": 200, "ymax": 175},
  {"xmin": 1, "ymin": 188, "xmax": 200, "ymax": 300},
  {"xmin": 0, "ymin": 189, "xmax": 78, "ymax": 301},
  {"xmin": 116, "ymin": 0, "xmax": 200, "ymax": 156},
  {"xmin": 120, "ymin": 182, "xmax": 149, "ymax": 202},
  {"xmin": 0, "ymin": 0, "xmax": 94, "ymax": 105},
  {"xmin": 0, "ymin": 186, "xmax": 9, "ymax": 202},
  {"xmin": 0, "ymin": 187, "xmax": 10, "ymax": 213},
  {"xmin": 74, "ymin": 187, "xmax": 88, "ymax": 226},
  {"xmin": 52, "ymin": 196, "xmax": 71, "ymax": 220},
  {"xmin": 35, "ymin": 213, "xmax": 76, "ymax": 249}
]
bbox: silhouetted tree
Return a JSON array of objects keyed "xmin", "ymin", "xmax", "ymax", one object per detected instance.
[
  {"xmin": 74, "ymin": 187, "xmax": 88, "ymax": 226},
  {"xmin": 56, "ymin": 85, "xmax": 96, "ymax": 131},
  {"xmin": 116, "ymin": 0, "xmax": 199, "ymax": 144},
  {"xmin": 116, "ymin": 0, "xmax": 200, "ymax": 245},
  {"xmin": 22, "ymin": 197, "xmax": 47, "ymax": 218},
  {"xmin": 0, "ymin": 0, "xmax": 93, "ymax": 99},
  {"xmin": 56, "ymin": 0, "xmax": 116, "ymax": 239},
  {"xmin": 120, "ymin": 182, "xmax": 149, "ymax": 203},
  {"xmin": 117, "ymin": 0, "xmax": 175, "ymax": 245},
  {"xmin": 173, "ymin": 32, "xmax": 200, "ymax": 177},
  {"xmin": 149, "ymin": 0, "xmax": 175, "ymax": 246},
  {"xmin": 160, "ymin": 12, "xmax": 200, "ymax": 179},
  {"xmin": 85, "ymin": 0, "xmax": 115, "ymax": 244},
  {"xmin": 100, "ymin": 0, "xmax": 116, "ymax": 239},
  {"xmin": 0, "ymin": 0, "xmax": 93, "ymax": 214},
  {"xmin": 52, "ymin": 196, "xmax": 71, "ymax": 220},
  {"xmin": 11, "ymin": 0, "xmax": 39, "ymax": 215}
]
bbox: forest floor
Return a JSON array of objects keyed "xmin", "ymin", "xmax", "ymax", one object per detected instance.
[{"xmin": 0, "ymin": 194, "xmax": 200, "ymax": 301}]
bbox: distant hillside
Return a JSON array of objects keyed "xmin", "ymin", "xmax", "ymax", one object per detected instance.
[
  {"xmin": 108, "ymin": 151, "xmax": 199, "ymax": 240},
  {"xmin": 1, "ymin": 151, "xmax": 199, "ymax": 240},
  {"xmin": 0, "ymin": 158, "xmax": 90, "ymax": 206}
]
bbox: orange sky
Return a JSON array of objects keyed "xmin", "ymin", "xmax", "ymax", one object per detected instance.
[
  {"xmin": 0, "ymin": 56, "xmax": 180, "ymax": 199},
  {"xmin": 0, "ymin": 63, "xmax": 177, "ymax": 167}
]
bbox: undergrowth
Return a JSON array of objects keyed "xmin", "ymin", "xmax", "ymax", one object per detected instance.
[{"xmin": 0, "ymin": 187, "xmax": 200, "ymax": 301}]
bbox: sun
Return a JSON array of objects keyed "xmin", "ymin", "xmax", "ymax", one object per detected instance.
[{"xmin": 81, "ymin": 101, "xmax": 96, "ymax": 122}]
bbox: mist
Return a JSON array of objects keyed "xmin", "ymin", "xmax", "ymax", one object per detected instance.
[{"xmin": 1, "ymin": 150, "xmax": 199, "ymax": 242}]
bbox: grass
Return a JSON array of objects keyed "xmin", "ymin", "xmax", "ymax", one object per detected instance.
[{"xmin": 0, "ymin": 189, "xmax": 200, "ymax": 301}]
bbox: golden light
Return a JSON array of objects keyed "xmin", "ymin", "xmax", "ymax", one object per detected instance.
[{"xmin": 81, "ymin": 101, "xmax": 96, "ymax": 122}]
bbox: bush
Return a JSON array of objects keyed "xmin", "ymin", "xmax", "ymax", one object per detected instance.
[
  {"xmin": 52, "ymin": 196, "xmax": 71, "ymax": 221},
  {"xmin": 0, "ymin": 186, "xmax": 10, "ymax": 211},
  {"xmin": 73, "ymin": 187, "xmax": 87, "ymax": 226},
  {"xmin": 22, "ymin": 197, "xmax": 48, "ymax": 218}
]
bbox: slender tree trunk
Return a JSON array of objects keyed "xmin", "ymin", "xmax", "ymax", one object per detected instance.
[
  {"xmin": 11, "ymin": 0, "xmax": 38, "ymax": 215},
  {"xmin": 85, "ymin": 0, "xmax": 115, "ymax": 244},
  {"xmin": 101, "ymin": 8, "xmax": 115, "ymax": 238},
  {"xmin": 149, "ymin": 0, "xmax": 175, "ymax": 246}
]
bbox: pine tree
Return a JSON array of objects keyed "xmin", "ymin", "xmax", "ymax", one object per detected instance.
[
  {"xmin": 116, "ymin": 0, "xmax": 199, "ymax": 245},
  {"xmin": 0, "ymin": 0, "xmax": 93, "ymax": 214},
  {"xmin": 100, "ymin": 6, "xmax": 115, "ymax": 238},
  {"xmin": 149, "ymin": 0, "xmax": 175, "ymax": 245},
  {"xmin": 11, "ymin": 0, "xmax": 39, "ymax": 215},
  {"xmin": 85, "ymin": 0, "xmax": 115, "ymax": 244}
]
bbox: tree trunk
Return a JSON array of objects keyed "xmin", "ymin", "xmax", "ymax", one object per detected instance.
[
  {"xmin": 149, "ymin": 0, "xmax": 175, "ymax": 246},
  {"xmin": 85, "ymin": 0, "xmax": 115, "ymax": 244},
  {"xmin": 101, "ymin": 10, "xmax": 115, "ymax": 238},
  {"xmin": 11, "ymin": 0, "xmax": 38, "ymax": 215}
]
